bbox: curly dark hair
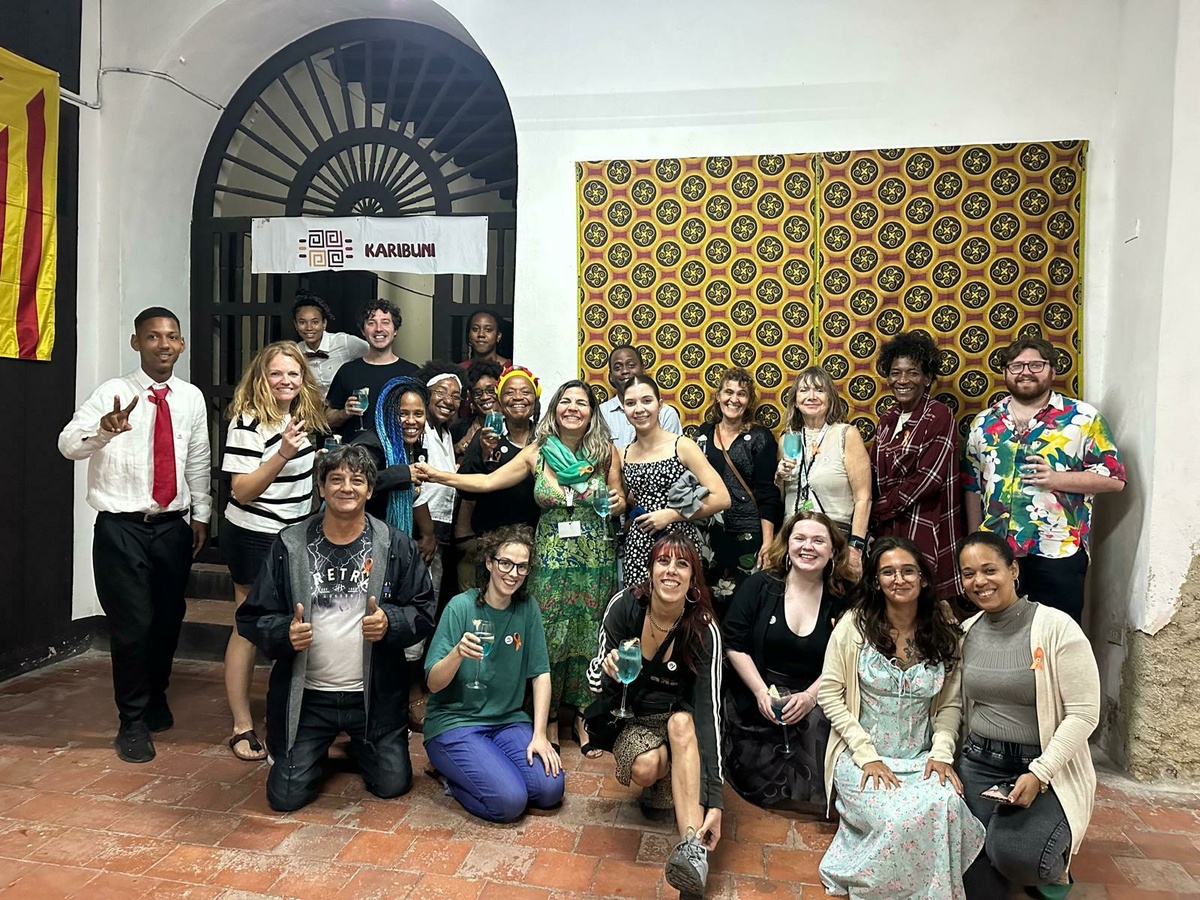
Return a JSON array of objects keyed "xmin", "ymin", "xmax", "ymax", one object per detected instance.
[
  {"xmin": 855, "ymin": 536, "xmax": 961, "ymax": 670},
  {"xmin": 878, "ymin": 331, "xmax": 939, "ymax": 381},
  {"xmin": 415, "ymin": 359, "xmax": 463, "ymax": 385},
  {"xmin": 292, "ymin": 290, "xmax": 334, "ymax": 323},
  {"xmin": 358, "ymin": 299, "xmax": 403, "ymax": 332},
  {"xmin": 475, "ymin": 525, "xmax": 537, "ymax": 605},
  {"xmin": 465, "ymin": 358, "xmax": 504, "ymax": 388}
]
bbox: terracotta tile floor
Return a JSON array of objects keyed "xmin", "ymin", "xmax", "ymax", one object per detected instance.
[{"xmin": 0, "ymin": 652, "xmax": 1197, "ymax": 899}]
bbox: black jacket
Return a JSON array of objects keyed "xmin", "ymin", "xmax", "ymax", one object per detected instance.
[
  {"xmin": 236, "ymin": 513, "xmax": 436, "ymax": 754},
  {"xmin": 586, "ymin": 589, "xmax": 725, "ymax": 810}
]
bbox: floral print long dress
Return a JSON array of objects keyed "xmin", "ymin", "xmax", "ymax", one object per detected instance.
[
  {"xmin": 819, "ymin": 646, "xmax": 985, "ymax": 899},
  {"xmin": 526, "ymin": 457, "xmax": 615, "ymax": 712}
]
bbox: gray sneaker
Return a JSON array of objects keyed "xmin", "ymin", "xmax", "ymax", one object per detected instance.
[{"xmin": 664, "ymin": 828, "xmax": 708, "ymax": 897}]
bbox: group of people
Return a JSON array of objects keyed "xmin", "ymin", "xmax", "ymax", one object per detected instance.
[{"xmin": 57, "ymin": 294, "xmax": 1124, "ymax": 899}]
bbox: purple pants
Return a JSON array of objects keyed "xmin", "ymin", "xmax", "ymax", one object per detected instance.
[{"xmin": 425, "ymin": 721, "xmax": 565, "ymax": 822}]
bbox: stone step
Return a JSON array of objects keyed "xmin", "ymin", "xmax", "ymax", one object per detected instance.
[
  {"xmin": 176, "ymin": 597, "xmax": 237, "ymax": 663},
  {"xmin": 187, "ymin": 563, "xmax": 234, "ymax": 602}
]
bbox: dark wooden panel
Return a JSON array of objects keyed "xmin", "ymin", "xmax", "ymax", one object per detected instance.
[{"xmin": 0, "ymin": 5, "xmax": 85, "ymax": 676}]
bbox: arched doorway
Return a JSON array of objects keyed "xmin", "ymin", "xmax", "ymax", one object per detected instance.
[{"xmin": 190, "ymin": 17, "xmax": 516, "ymax": 558}]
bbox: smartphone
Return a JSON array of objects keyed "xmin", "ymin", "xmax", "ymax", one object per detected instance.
[
  {"xmin": 980, "ymin": 782, "xmax": 1018, "ymax": 804},
  {"xmin": 627, "ymin": 505, "xmax": 648, "ymax": 521}
]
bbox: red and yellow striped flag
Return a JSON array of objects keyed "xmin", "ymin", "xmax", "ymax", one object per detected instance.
[{"xmin": 0, "ymin": 47, "xmax": 58, "ymax": 361}]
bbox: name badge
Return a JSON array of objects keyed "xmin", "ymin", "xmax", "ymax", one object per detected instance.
[{"xmin": 558, "ymin": 520, "xmax": 583, "ymax": 539}]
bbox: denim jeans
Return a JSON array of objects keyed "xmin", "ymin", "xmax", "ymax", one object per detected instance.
[
  {"xmin": 958, "ymin": 733, "xmax": 1072, "ymax": 899},
  {"xmin": 425, "ymin": 721, "xmax": 565, "ymax": 822},
  {"xmin": 266, "ymin": 690, "xmax": 412, "ymax": 812}
]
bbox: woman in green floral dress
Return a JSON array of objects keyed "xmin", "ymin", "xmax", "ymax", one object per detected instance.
[{"xmin": 415, "ymin": 379, "xmax": 622, "ymax": 754}]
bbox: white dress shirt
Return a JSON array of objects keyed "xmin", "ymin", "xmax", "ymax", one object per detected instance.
[
  {"xmin": 599, "ymin": 395, "xmax": 683, "ymax": 447},
  {"xmin": 58, "ymin": 369, "xmax": 213, "ymax": 522},
  {"xmin": 297, "ymin": 331, "xmax": 369, "ymax": 398}
]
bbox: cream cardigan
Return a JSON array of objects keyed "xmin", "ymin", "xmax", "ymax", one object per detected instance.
[
  {"xmin": 960, "ymin": 603, "xmax": 1100, "ymax": 856},
  {"xmin": 817, "ymin": 615, "xmax": 964, "ymax": 815}
]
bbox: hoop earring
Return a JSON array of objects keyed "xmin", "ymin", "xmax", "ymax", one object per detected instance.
[
  {"xmin": 686, "ymin": 585, "xmax": 700, "ymax": 605},
  {"xmin": 784, "ymin": 555, "xmax": 792, "ymax": 572},
  {"xmin": 1014, "ymin": 576, "xmax": 1021, "ymax": 594}
]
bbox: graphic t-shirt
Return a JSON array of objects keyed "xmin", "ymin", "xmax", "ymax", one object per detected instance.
[
  {"xmin": 304, "ymin": 524, "xmax": 373, "ymax": 691},
  {"xmin": 423, "ymin": 590, "xmax": 550, "ymax": 742}
]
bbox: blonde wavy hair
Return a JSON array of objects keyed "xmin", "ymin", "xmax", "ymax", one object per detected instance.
[
  {"xmin": 534, "ymin": 379, "xmax": 613, "ymax": 471},
  {"xmin": 227, "ymin": 341, "xmax": 328, "ymax": 432}
]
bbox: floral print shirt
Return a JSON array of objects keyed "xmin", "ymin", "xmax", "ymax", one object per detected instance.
[{"xmin": 961, "ymin": 392, "xmax": 1125, "ymax": 558}]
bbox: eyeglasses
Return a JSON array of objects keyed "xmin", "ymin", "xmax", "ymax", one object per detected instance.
[
  {"xmin": 472, "ymin": 387, "xmax": 497, "ymax": 397},
  {"xmin": 1005, "ymin": 360, "xmax": 1049, "ymax": 374},
  {"xmin": 492, "ymin": 557, "xmax": 530, "ymax": 576},
  {"xmin": 878, "ymin": 565, "xmax": 921, "ymax": 581}
]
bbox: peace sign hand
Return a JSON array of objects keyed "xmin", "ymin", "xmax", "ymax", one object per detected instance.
[
  {"xmin": 99, "ymin": 395, "xmax": 139, "ymax": 435},
  {"xmin": 279, "ymin": 418, "xmax": 308, "ymax": 461}
]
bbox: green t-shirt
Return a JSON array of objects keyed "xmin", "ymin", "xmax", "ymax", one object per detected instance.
[{"xmin": 423, "ymin": 590, "xmax": 551, "ymax": 742}]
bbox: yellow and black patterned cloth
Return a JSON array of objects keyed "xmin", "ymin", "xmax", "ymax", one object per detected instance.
[{"xmin": 577, "ymin": 142, "xmax": 1085, "ymax": 438}]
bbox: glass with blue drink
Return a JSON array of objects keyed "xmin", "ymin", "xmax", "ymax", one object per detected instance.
[
  {"xmin": 613, "ymin": 639, "xmax": 642, "ymax": 719},
  {"xmin": 465, "ymin": 618, "xmax": 494, "ymax": 692},
  {"xmin": 484, "ymin": 410, "xmax": 504, "ymax": 437}
]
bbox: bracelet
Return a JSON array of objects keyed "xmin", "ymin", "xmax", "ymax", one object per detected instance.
[{"xmin": 847, "ymin": 535, "xmax": 867, "ymax": 551}]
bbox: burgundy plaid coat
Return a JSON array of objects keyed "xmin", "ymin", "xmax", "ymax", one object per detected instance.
[{"xmin": 870, "ymin": 394, "xmax": 963, "ymax": 599}]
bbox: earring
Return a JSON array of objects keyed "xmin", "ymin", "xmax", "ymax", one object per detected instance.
[
  {"xmin": 686, "ymin": 585, "xmax": 700, "ymax": 605},
  {"xmin": 784, "ymin": 555, "xmax": 792, "ymax": 572},
  {"xmin": 1014, "ymin": 576, "xmax": 1021, "ymax": 594}
]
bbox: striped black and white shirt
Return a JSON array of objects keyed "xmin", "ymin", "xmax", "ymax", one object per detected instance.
[{"xmin": 222, "ymin": 414, "xmax": 315, "ymax": 533}]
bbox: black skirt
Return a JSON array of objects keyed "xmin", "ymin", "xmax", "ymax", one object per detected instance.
[{"xmin": 723, "ymin": 688, "xmax": 830, "ymax": 813}]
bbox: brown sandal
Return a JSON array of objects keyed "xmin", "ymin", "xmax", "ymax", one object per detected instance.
[
  {"xmin": 408, "ymin": 697, "xmax": 427, "ymax": 733},
  {"xmin": 229, "ymin": 729, "xmax": 266, "ymax": 761}
]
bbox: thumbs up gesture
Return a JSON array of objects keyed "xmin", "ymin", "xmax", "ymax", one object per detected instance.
[
  {"xmin": 289, "ymin": 603, "xmax": 313, "ymax": 652},
  {"xmin": 361, "ymin": 595, "xmax": 388, "ymax": 642}
]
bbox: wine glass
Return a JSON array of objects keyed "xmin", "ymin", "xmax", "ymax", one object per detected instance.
[
  {"xmin": 781, "ymin": 432, "xmax": 802, "ymax": 461},
  {"xmin": 465, "ymin": 619, "xmax": 495, "ymax": 691},
  {"xmin": 354, "ymin": 388, "xmax": 370, "ymax": 427},
  {"xmin": 484, "ymin": 410, "xmax": 505, "ymax": 437},
  {"xmin": 770, "ymin": 687, "xmax": 793, "ymax": 754},
  {"xmin": 613, "ymin": 641, "xmax": 643, "ymax": 719},
  {"xmin": 1018, "ymin": 438, "xmax": 1045, "ymax": 496},
  {"xmin": 590, "ymin": 477, "xmax": 613, "ymax": 541}
]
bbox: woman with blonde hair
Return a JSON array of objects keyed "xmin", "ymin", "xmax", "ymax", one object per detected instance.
[
  {"xmin": 776, "ymin": 366, "xmax": 872, "ymax": 579},
  {"xmin": 415, "ymin": 379, "xmax": 624, "ymax": 754},
  {"xmin": 221, "ymin": 340, "xmax": 327, "ymax": 760}
]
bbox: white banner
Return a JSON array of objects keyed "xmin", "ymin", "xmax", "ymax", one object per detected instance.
[{"xmin": 250, "ymin": 215, "xmax": 489, "ymax": 274}]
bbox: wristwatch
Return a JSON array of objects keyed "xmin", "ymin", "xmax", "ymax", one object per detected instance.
[{"xmin": 847, "ymin": 535, "xmax": 867, "ymax": 552}]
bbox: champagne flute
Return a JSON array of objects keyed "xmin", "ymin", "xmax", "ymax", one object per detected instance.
[
  {"xmin": 590, "ymin": 477, "xmax": 613, "ymax": 541},
  {"xmin": 465, "ymin": 619, "xmax": 494, "ymax": 691},
  {"xmin": 613, "ymin": 640, "xmax": 642, "ymax": 719},
  {"xmin": 770, "ymin": 686, "xmax": 793, "ymax": 754}
]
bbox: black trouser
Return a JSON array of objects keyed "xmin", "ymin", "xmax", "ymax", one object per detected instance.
[
  {"xmin": 959, "ymin": 734, "xmax": 1072, "ymax": 898},
  {"xmin": 1019, "ymin": 550, "xmax": 1089, "ymax": 623},
  {"xmin": 93, "ymin": 512, "xmax": 192, "ymax": 726},
  {"xmin": 266, "ymin": 690, "xmax": 412, "ymax": 812}
]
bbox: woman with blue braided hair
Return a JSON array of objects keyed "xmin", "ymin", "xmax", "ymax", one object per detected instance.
[{"xmin": 351, "ymin": 375, "xmax": 437, "ymax": 729}]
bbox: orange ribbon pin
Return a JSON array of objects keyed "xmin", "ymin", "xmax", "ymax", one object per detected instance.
[{"xmin": 1030, "ymin": 647, "xmax": 1045, "ymax": 670}]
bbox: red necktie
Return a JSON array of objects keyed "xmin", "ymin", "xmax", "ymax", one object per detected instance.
[{"xmin": 149, "ymin": 386, "xmax": 177, "ymax": 508}]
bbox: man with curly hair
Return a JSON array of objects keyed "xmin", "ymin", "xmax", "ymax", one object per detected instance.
[{"xmin": 326, "ymin": 299, "xmax": 418, "ymax": 440}]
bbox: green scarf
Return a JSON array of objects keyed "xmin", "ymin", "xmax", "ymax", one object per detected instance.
[{"xmin": 541, "ymin": 435, "xmax": 596, "ymax": 490}]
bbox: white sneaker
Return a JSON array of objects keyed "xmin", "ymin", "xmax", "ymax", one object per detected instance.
[{"xmin": 664, "ymin": 828, "xmax": 708, "ymax": 897}]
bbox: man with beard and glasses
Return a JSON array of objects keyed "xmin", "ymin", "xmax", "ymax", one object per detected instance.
[
  {"xmin": 598, "ymin": 346, "xmax": 681, "ymax": 448},
  {"xmin": 326, "ymin": 300, "xmax": 419, "ymax": 440},
  {"xmin": 962, "ymin": 338, "xmax": 1125, "ymax": 621}
]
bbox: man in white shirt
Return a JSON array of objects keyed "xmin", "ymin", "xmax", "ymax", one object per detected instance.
[
  {"xmin": 292, "ymin": 290, "xmax": 368, "ymax": 399},
  {"xmin": 58, "ymin": 308, "xmax": 212, "ymax": 764},
  {"xmin": 598, "ymin": 345, "xmax": 682, "ymax": 447}
]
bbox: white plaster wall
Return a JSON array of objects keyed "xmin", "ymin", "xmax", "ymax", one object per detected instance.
[{"xmin": 71, "ymin": 0, "xmax": 1175, "ymax": 699}]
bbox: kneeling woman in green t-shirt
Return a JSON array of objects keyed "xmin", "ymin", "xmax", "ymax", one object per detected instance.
[{"xmin": 424, "ymin": 525, "xmax": 564, "ymax": 821}]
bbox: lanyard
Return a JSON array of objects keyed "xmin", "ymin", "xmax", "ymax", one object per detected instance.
[{"xmin": 794, "ymin": 425, "xmax": 829, "ymax": 513}]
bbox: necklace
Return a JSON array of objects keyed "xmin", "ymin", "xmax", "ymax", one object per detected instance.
[{"xmin": 647, "ymin": 607, "xmax": 682, "ymax": 634}]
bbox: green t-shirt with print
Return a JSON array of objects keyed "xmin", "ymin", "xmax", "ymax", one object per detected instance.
[{"xmin": 423, "ymin": 589, "xmax": 551, "ymax": 743}]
